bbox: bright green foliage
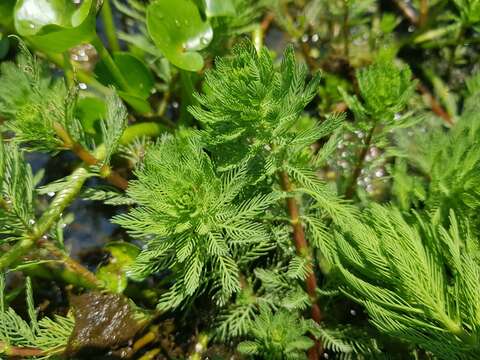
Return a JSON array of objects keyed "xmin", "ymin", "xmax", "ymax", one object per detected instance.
[
  {"xmin": 0, "ymin": 142, "xmax": 35, "ymax": 244},
  {"xmin": 341, "ymin": 59, "xmax": 415, "ymax": 122},
  {"xmin": 357, "ymin": 60, "xmax": 414, "ymax": 118},
  {"xmin": 216, "ymin": 265, "xmax": 310, "ymax": 341},
  {"xmin": 0, "ymin": 44, "xmax": 82, "ymax": 152},
  {"xmin": 237, "ymin": 306, "xmax": 319, "ymax": 360},
  {"xmin": 453, "ymin": 0, "xmax": 480, "ymax": 25},
  {"xmin": 327, "ymin": 205, "xmax": 480, "ymax": 359},
  {"xmin": 393, "ymin": 77, "xmax": 480, "ymax": 226},
  {"xmin": 190, "ymin": 41, "xmax": 323, "ymax": 170},
  {"xmin": 0, "ymin": 44, "xmax": 128, "ymax": 166},
  {"xmin": 0, "ymin": 276, "xmax": 73, "ymax": 358},
  {"xmin": 115, "ymin": 135, "xmax": 275, "ymax": 309}
]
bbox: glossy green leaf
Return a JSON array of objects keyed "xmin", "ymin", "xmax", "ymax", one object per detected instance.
[
  {"xmin": 146, "ymin": 0, "xmax": 213, "ymax": 72},
  {"xmin": 14, "ymin": 0, "xmax": 97, "ymax": 53},
  {"xmin": 117, "ymin": 91, "xmax": 152, "ymax": 114},
  {"xmin": 95, "ymin": 52, "xmax": 154, "ymax": 99},
  {"xmin": 97, "ymin": 242, "xmax": 140, "ymax": 293},
  {"xmin": 75, "ymin": 96, "xmax": 106, "ymax": 134}
]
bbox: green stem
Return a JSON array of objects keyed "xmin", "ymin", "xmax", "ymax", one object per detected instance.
[
  {"xmin": 342, "ymin": 0, "xmax": 350, "ymax": 59},
  {"xmin": 63, "ymin": 52, "xmax": 74, "ymax": 88},
  {"xmin": 0, "ymin": 237, "xmax": 35, "ymax": 272},
  {"xmin": 34, "ymin": 168, "xmax": 90, "ymax": 237},
  {"xmin": 344, "ymin": 124, "xmax": 376, "ymax": 199},
  {"xmin": 100, "ymin": 0, "xmax": 121, "ymax": 52},
  {"xmin": 47, "ymin": 53, "xmax": 111, "ymax": 96},
  {"xmin": 252, "ymin": 25, "xmax": 263, "ymax": 52},
  {"xmin": 179, "ymin": 70, "xmax": 196, "ymax": 126},
  {"xmin": 92, "ymin": 35, "xmax": 130, "ymax": 92},
  {"xmin": 0, "ymin": 168, "xmax": 89, "ymax": 272},
  {"xmin": 120, "ymin": 122, "xmax": 167, "ymax": 144}
]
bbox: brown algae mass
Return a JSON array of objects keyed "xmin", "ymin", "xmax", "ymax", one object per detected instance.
[{"xmin": 67, "ymin": 292, "xmax": 142, "ymax": 356}]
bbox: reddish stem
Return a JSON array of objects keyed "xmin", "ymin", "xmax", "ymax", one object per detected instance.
[
  {"xmin": 279, "ymin": 171, "xmax": 323, "ymax": 359},
  {"xmin": 53, "ymin": 122, "xmax": 129, "ymax": 190}
]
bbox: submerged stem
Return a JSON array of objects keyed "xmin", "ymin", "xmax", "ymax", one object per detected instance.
[
  {"xmin": 101, "ymin": 0, "xmax": 121, "ymax": 52},
  {"xmin": 279, "ymin": 171, "xmax": 323, "ymax": 359},
  {"xmin": 344, "ymin": 124, "xmax": 376, "ymax": 199},
  {"xmin": 53, "ymin": 122, "xmax": 129, "ymax": 190},
  {"xmin": 0, "ymin": 168, "xmax": 89, "ymax": 272},
  {"xmin": 92, "ymin": 35, "xmax": 130, "ymax": 92}
]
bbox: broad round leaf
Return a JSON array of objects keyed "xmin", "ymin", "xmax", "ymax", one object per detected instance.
[
  {"xmin": 97, "ymin": 242, "xmax": 140, "ymax": 293},
  {"xmin": 75, "ymin": 96, "xmax": 106, "ymax": 134},
  {"xmin": 95, "ymin": 52, "xmax": 154, "ymax": 99},
  {"xmin": 14, "ymin": 0, "xmax": 97, "ymax": 53},
  {"xmin": 146, "ymin": 0, "xmax": 213, "ymax": 72}
]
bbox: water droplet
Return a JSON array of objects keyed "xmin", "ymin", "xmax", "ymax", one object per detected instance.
[
  {"xmin": 172, "ymin": 101, "xmax": 179, "ymax": 109},
  {"xmin": 28, "ymin": 219, "xmax": 36, "ymax": 225},
  {"xmin": 311, "ymin": 33, "xmax": 319, "ymax": 42},
  {"xmin": 78, "ymin": 83, "xmax": 87, "ymax": 90},
  {"xmin": 29, "ymin": 23, "xmax": 35, "ymax": 29},
  {"xmin": 200, "ymin": 36, "xmax": 209, "ymax": 45},
  {"xmin": 394, "ymin": 113, "xmax": 401, "ymax": 121},
  {"xmin": 323, "ymin": 353, "xmax": 330, "ymax": 359},
  {"xmin": 47, "ymin": 191, "xmax": 55, "ymax": 197},
  {"xmin": 350, "ymin": 309, "xmax": 357, "ymax": 316},
  {"xmin": 301, "ymin": 34, "xmax": 309, "ymax": 43},
  {"xmin": 408, "ymin": 25, "xmax": 415, "ymax": 32},
  {"xmin": 41, "ymin": 235, "xmax": 48, "ymax": 241},
  {"xmin": 369, "ymin": 147, "xmax": 379, "ymax": 157},
  {"xmin": 375, "ymin": 169, "xmax": 384, "ymax": 178}
]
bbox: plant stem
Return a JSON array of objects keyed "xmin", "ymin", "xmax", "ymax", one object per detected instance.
[
  {"xmin": 279, "ymin": 171, "xmax": 322, "ymax": 359},
  {"xmin": 342, "ymin": 0, "xmax": 350, "ymax": 59},
  {"xmin": 0, "ymin": 237, "xmax": 35, "ymax": 272},
  {"xmin": 252, "ymin": 26, "xmax": 263, "ymax": 53},
  {"xmin": 92, "ymin": 35, "xmax": 130, "ymax": 92},
  {"xmin": 53, "ymin": 122, "xmax": 129, "ymax": 190},
  {"xmin": 0, "ymin": 168, "xmax": 89, "ymax": 272},
  {"xmin": 179, "ymin": 70, "xmax": 196, "ymax": 126},
  {"xmin": 417, "ymin": 82, "xmax": 453, "ymax": 125},
  {"xmin": 344, "ymin": 124, "xmax": 376, "ymax": 199},
  {"xmin": 100, "ymin": 0, "xmax": 121, "ymax": 52},
  {"xmin": 120, "ymin": 122, "xmax": 167, "ymax": 145},
  {"xmin": 37, "ymin": 239, "xmax": 101, "ymax": 289},
  {"xmin": 419, "ymin": 0, "xmax": 428, "ymax": 28},
  {"xmin": 0, "ymin": 342, "xmax": 45, "ymax": 357},
  {"xmin": 393, "ymin": 0, "xmax": 419, "ymax": 26},
  {"xmin": 63, "ymin": 52, "xmax": 74, "ymax": 88},
  {"xmin": 44, "ymin": 53, "xmax": 112, "ymax": 96}
]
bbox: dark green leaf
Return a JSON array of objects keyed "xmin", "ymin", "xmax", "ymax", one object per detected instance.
[
  {"xmin": 146, "ymin": 0, "xmax": 213, "ymax": 71},
  {"xmin": 97, "ymin": 242, "xmax": 140, "ymax": 293},
  {"xmin": 75, "ymin": 96, "xmax": 106, "ymax": 134},
  {"xmin": 95, "ymin": 52, "xmax": 154, "ymax": 99}
]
